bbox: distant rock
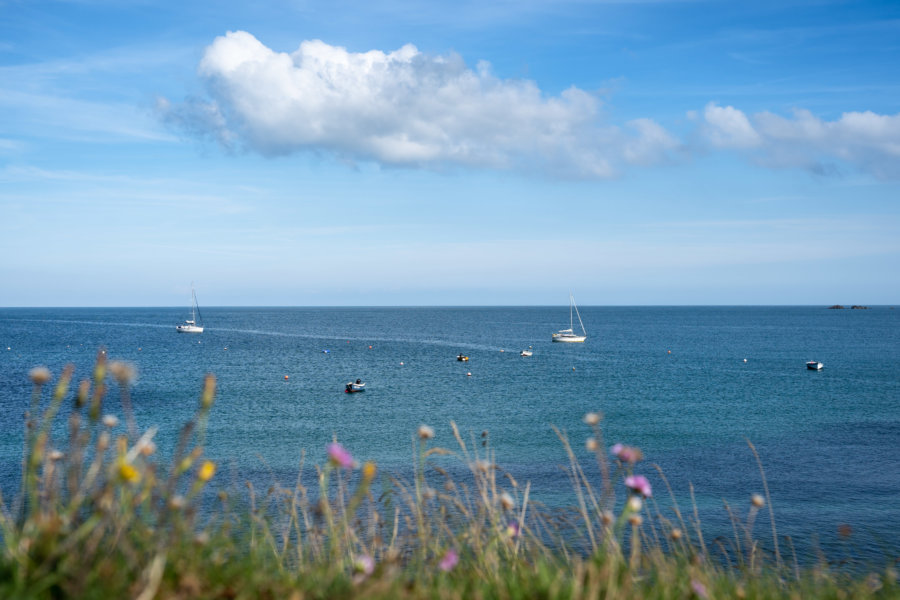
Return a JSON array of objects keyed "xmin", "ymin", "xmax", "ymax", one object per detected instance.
[
  {"xmin": 850, "ymin": 305, "xmax": 869, "ymax": 309},
  {"xmin": 827, "ymin": 305, "xmax": 845, "ymax": 309}
]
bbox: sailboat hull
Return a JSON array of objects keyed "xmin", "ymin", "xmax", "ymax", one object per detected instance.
[
  {"xmin": 176, "ymin": 325, "xmax": 204, "ymax": 333},
  {"xmin": 552, "ymin": 334, "xmax": 586, "ymax": 343}
]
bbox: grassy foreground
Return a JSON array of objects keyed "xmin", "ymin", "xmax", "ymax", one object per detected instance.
[{"xmin": 1, "ymin": 352, "xmax": 897, "ymax": 599}]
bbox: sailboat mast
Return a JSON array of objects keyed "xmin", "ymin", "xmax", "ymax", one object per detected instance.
[{"xmin": 570, "ymin": 293, "xmax": 586, "ymax": 335}]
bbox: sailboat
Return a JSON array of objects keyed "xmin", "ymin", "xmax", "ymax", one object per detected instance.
[
  {"xmin": 552, "ymin": 294, "xmax": 586, "ymax": 343},
  {"xmin": 176, "ymin": 284, "xmax": 204, "ymax": 333}
]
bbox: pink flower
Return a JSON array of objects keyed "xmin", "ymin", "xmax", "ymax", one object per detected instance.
[
  {"xmin": 625, "ymin": 474, "xmax": 652, "ymax": 497},
  {"xmin": 438, "ymin": 548, "xmax": 459, "ymax": 572},
  {"xmin": 611, "ymin": 443, "xmax": 643, "ymax": 463},
  {"xmin": 353, "ymin": 554, "xmax": 375, "ymax": 575},
  {"xmin": 691, "ymin": 579, "xmax": 708, "ymax": 599},
  {"xmin": 327, "ymin": 443, "xmax": 354, "ymax": 468}
]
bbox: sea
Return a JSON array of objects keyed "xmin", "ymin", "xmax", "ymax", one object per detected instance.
[{"xmin": 1, "ymin": 306, "xmax": 898, "ymax": 565}]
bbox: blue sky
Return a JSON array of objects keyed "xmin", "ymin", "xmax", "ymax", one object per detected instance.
[{"xmin": 2, "ymin": 0, "xmax": 898, "ymax": 306}]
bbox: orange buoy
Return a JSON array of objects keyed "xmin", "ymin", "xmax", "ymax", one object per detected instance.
[{"xmin": 284, "ymin": 375, "xmax": 289, "ymax": 380}]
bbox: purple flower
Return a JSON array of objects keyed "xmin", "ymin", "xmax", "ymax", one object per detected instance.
[
  {"xmin": 691, "ymin": 579, "xmax": 708, "ymax": 599},
  {"xmin": 439, "ymin": 548, "xmax": 459, "ymax": 572},
  {"xmin": 506, "ymin": 521, "xmax": 520, "ymax": 538},
  {"xmin": 625, "ymin": 474, "xmax": 652, "ymax": 497},
  {"xmin": 327, "ymin": 443, "xmax": 354, "ymax": 468}
]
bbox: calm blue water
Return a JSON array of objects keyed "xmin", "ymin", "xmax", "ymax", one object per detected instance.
[{"xmin": 1, "ymin": 306, "xmax": 898, "ymax": 563}]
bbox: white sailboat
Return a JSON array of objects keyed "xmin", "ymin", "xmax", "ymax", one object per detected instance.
[
  {"xmin": 176, "ymin": 284, "xmax": 204, "ymax": 333},
  {"xmin": 552, "ymin": 294, "xmax": 586, "ymax": 343}
]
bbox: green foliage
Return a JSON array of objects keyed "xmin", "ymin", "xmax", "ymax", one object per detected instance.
[{"xmin": 1, "ymin": 354, "xmax": 897, "ymax": 599}]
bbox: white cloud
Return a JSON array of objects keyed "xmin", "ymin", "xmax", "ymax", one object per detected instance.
[
  {"xmin": 701, "ymin": 102, "xmax": 761, "ymax": 148},
  {"xmin": 161, "ymin": 32, "xmax": 678, "ymax": 178},
  {"xmin": 701, "ymin": 103, "xmax": 900, "ymax": 179}
]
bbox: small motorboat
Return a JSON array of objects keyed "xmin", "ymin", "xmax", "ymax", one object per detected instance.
[
  {"xmin": 806, "ymin": 361, "xmax": 823, "ymax": 370},
  {"xmin": 345, "ymin": 379, "xmax": 366, "ymax": 393},
  {"xmin": 456, "ymin": 354, "xmax": 469, "ymax": 362},
  {"xmin": 520, "ymin": 347, "xmax": 533, "ymax": 357}
]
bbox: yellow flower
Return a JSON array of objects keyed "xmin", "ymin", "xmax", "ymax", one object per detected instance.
[
  {"xmin": 198, "ymin": 461, "xmax": 216, "ymax": 482},
  {"xmin": 362, "ymin": 461, "xmax": 377, "ymax": 483},
  {"xmin": 118, "ymin": 462, "xmax": 140, "ymax": 483}
]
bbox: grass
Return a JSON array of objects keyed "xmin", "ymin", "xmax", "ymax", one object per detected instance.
[{"xmin": 0, "ymin": 352, "xmax": 897, "ymax": 599}]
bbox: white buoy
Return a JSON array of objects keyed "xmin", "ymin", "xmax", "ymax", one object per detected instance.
[{"xmin": 467, "ymin": 372, "xmax": 472, "ymax": 377}]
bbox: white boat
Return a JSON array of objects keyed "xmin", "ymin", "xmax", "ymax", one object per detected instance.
[
  {"xmin": 345, "ymin": 379, "xmax": 366, "ymax": 393},
  {"xmin": 552, "ymin": 294, "xmax": 587, "ymax": 343},
  {"xmin": 176, "ymin": 284, "xmax": 204, "ymax": 333},
  {"xmin": 806, "ymin": 361, "xmax": 823, "ymax": 370},
  {"xmin": 520, "ymin": 346, "xmax": 533, "ymax": 357}
]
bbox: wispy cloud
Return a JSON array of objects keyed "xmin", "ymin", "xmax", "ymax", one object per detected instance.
[{"xmin": 158, "ymin": 32, "xmax": 680, "ymax": 179}]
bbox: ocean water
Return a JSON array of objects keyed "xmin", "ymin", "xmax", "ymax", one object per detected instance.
[{"xmin": 1, "ymin": 306, "xmax": 898, "ymax": 563}]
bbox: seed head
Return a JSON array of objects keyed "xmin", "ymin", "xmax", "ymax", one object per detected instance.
[
  {"xmin": 29, "ymin": 367, "xmax": 52, "ymax": 385},
  {"xmin": 627, "ymin": 496, "xmax": 643, "ymax": 512},
  {"xmin": 109, "ymin": 361, "xmax": 137, "ymax": 384},
  {"xmin": 583, "ymin": 412, "xmax": 601, "ymax": 426},
  {"xmin": 628, "ymin": 514, "xmax": 643, "ymax": 526},
  {"xmin": 418, "ymin": 424, "xmax": 435, "ymax": 440},
  {"xmin": 49, "ymin": 450, "xmax": 65, "ymax": 461},
  {"xmin": 751, "ymin": 493, "xmax": 765, "ymax": 508},
  {"xmin": 499, "ymin": 492, "xmax": 515, "ymax": 511},
  {"xmin": 671, "ymin": 528, "xmax": 683, "ymax": 540},
  {"xmin": 600, "ymin": 510, "xmax": 614, "ymax": 525},
  {"xmin": 585, "ymin": 437, "xmax": 598, "ymax": 451},
  {"xmin": 102, "ymin": 414, "xmax": 119, "ymax": 428}
]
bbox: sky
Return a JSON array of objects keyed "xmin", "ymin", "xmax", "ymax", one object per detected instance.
[{"xmin": 1, "ymin": 0, "xmax": 899, "ymax": 306}]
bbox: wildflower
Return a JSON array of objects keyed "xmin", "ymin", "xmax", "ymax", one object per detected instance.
[
  {"xmin": 169, "ymin": 495, "xmax": 185, "ymax": 509},
  {"xmin": 353, "ymin": 554, "xmax": 375, "ymax": 576},
  {"xmin": 625, "ymin": 474, "xmax": 652, "ymax": 497},
  {"xmin": 611, "ymin": 443, "xmax": 643, "ymax": 464},
  {"xmin": 109, "ymin": 361, "xmax": 137, "ymax": 384},
  {"xmin": 362, "ymin": 461, "xmax": 377, "ymax": 482},
  {"xmin": 49, "ymin": 450, "xmax": 64, "ymax": 461},
  {"xmin": 751, "ymin": 493, "xmax": 765, "ymax": 508},
  {"xmin": 118, "ymin": 462, "xmax": 140, "ymax": 483},
  {"xmin": 29, "ymin": 366, "xmax": 52, "ymax": 385},
  {"xmin": 506, "ymin": 521, "xmax": 520, "ymax": 538},
  {"xmin": 423, "ymin": 487, "xmax": 437, "ymax": 501},
  {"xmin": 198, "ymin": 460, "xmax": 216, "ymax": 482},
  {"xmin": 102, "ymin": 414, "xmax": 119, "ymax": 428},
  {"xmin": 691, "ymin": 580, "xmax": 709, "ymax": 599},
  {"xmin": 418, "ymin": 424, "xmax": 435, "ymax": 440},
  {"xmin": 671, "ymin": 528, "xmax": 683, "ymax": 540},
  {"xmin": 194, "ymin": 532, "xmax": 210, "ymax": 546},
  {"xmin": 139, "ymin": 441, "xmax": 157, "ymax": 456},
  {"xmin": 327, "ymin": 443, "xmax": 354, "ymax": 468},
  {"xmin": 600, "ymin": 510, "xmax": 614, "ymax": 525},
  {"xmin": 499, "ymin": 492, "xmax": 515, "ymax": 511},
  {"xmin": 475, "ymin": 459, "xmax": 492, "ymax": 473},
  {"xmin": 627, "ymin": 496, "xmax": 643, "ymax": 512},
  {"xmin": 583, "ymin": 412, "xmax": 601, "ymax": 426},
  {"xmin": 585, "ymin": 437, "xmax": 598, "ymax": 451},
  {"xmin": 439, "ymin": 548, "xmax": 459, "ymax": 572},
  {"xmin": 628, "ymin": 514, "xmax": 643, "ymax": 526}
]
